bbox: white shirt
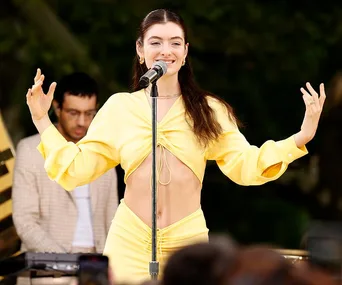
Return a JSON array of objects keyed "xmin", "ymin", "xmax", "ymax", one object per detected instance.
[{"xmin": 72, "ymin": 184, "xmax": 95, "ymax": 247}]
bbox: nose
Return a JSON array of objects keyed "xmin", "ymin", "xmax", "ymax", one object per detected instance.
[
  {"xmin": 76, "ymin": 114, "xmax": 86, "ymax": 126},
  {"xmin": 161, "ymin": 44, "xmax": 171, "ymax": 56}
]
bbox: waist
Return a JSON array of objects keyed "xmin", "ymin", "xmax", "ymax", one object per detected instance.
[
  {"xmin": 114, "ymin": 199, "xmax": 207, "ymax": 234},
  {"xmin": 124, "ymin": 186, "xmax": 201, "ymax": 228}
]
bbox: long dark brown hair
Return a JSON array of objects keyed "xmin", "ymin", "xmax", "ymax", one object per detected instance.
[{"xmin": 132, "ymin": 9, "xmax": 240, "ymax": 147}]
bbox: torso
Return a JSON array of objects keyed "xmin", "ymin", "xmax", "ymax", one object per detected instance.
[{"xmin": 123, "ymin": 94, "xmax": 202, "ymax": 228}]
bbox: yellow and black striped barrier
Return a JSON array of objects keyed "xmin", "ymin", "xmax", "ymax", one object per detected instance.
[{"xmin": 0, "ymin": 111, "xmax": 21, "ymax": 264}]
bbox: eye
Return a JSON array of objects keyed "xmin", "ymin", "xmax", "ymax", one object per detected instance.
[
  {"xmin": 86, "ymin": 111, "xmax": 97, "ymax": 118},
  {"xmin": 172, "ymin": 42, "xmax": 181, "ymax": 46},
  {"xmin": 151, "ymin": 42, "xmax": 160, "ymax": 46},
  {"xmin": 69, "ymin": 111, "xmax": 78, "ymax": 116}
]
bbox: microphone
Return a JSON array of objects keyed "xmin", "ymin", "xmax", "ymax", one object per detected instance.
[{"xmin": 139, "ymin": 61, "xmax": 168, "ymax": 88}]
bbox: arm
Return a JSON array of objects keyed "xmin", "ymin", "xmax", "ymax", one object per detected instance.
[
  {"xmin": 37, "ymin": 95, "xmax": 121, "ymax": 190},
  {"xmin": 206, "ymin": 100, "xmax": 308, "ymax": 186},
  {"xmin": 207, "ymin": 123, "xmax": 307, "ymax": 186},
  {"xmin": 206, "ymin": 83, "xmax": 325, "ymax": 186},
  {"xmin": 12, "ymin": 140, "xmax": 65, "ymax": 252},
  {"xmin": 26, "ymin": 69, "xmax": 120, "ymax": 190}
]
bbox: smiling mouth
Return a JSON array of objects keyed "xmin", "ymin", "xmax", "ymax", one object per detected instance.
[{"xmin": 156, "ymin": 60, "xmax": 175, "ymax": 64}]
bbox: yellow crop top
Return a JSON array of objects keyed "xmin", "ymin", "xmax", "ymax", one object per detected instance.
[{"xmin": 37, "ymin": 89, "xmax": 308, "ymax": 191}]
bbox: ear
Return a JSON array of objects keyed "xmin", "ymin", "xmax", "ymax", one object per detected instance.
[
  {"xmin": 136, "ymin": 40, "xmax": 144, "ymax": 59},
  {"xmin": 52, "ymin": 100, "xmax": 61, "ymax": 118},
  {"xmin": 184, "ymin": 42, "xmax": 189, "ymax": 60}
]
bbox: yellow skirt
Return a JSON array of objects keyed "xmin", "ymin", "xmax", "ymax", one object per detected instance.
[{"xmin": 103, "ymin": 199, "xmax": 209, "ymax": 284}]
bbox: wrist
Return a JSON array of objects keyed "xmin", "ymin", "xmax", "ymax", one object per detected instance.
[
  {"xmin": 33, "ymin": 114, "xmax": 52, "ymax": 134},
  {"xmin": 294, "ymin": 131, "xmax": 310, "ymax": 148}
]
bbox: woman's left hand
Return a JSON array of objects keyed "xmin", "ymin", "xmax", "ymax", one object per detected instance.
[{"xmin": 294, "ymin": 82, "xmax": 326, "ymax": 148}]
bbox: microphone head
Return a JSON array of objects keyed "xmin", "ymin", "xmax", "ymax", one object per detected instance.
[
  {"xmin": 138, "ymin": 60, "xmax": 168, "ymax": 88},
  {"xmin": 153, "ymin": 60, "xmax": 168, "ymax": 76}
]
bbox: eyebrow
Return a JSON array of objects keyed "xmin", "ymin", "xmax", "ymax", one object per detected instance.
[
  {"xmin": 64, "ymin": 108, "xmax": 97, "ymax": 112},
  {"xmin": 147, "ymin": 36, "xmax": 184, "ymax": 41}
]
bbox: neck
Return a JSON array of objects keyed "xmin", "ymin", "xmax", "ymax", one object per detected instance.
[
  {"xmin": 56, "ymin": 123, "xmax": 78, "ymax": 144},
  {"xmin": 152, "ymin": 75, "xmax": 181, "ymax": 97}
]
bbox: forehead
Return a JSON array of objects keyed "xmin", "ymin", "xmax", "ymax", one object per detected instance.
[
  {"xmin": 144, "ymin": 22, "xmax": 184, "ymax": 40},
  {"xmin": 63, "ymin": 94, "xmax": 97, "ymax": 110}
]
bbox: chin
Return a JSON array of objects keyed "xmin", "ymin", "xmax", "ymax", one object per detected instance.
[
  {"xmin": 72, "ymin": 134, "xmax": 85, "ymax": 141},
  {"xmin": 166, "ymin": 68, "xmax": 180, "ymax": 77}
]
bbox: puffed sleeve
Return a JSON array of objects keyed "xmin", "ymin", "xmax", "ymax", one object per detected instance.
[
  {"xmin": 205, "ymin": 98, "xmax": 308, "ymax": 186},
  {"xmin": 37, "ymin": 94, "xmax": 123, "ymax": 190}
]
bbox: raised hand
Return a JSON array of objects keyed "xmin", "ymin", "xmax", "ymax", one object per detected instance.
[
  {"xmin": 26, "ymin": 68, "xmax": 57, "ymax": 121},
  {"xmin": 295, "ymin": 82, "xmax": 326, "ymax": 148}
]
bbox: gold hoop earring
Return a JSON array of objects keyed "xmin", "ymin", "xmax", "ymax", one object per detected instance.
[
  {"xmin": 139, "ymin": 57, "xmax": 145, "ymax": 64},
  {"xmin": 182, "ymin": 59, "xmax": 186, "ymax": 66}
]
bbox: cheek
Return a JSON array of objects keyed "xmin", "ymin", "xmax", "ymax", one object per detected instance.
[
  {"xmin": 145, "ymin": 52, "xmax": 158, "ymax": 68},
  {"xmin": 85, "ymin": 121, "xmax": 92, "ymax": 128},
  {"xmin": 176, "ymin": 48, "xmax": 186, "ymax": 58},
  {"xmin": 145, "ymin": 49, "xmax": 159, "ymax": 62},
  {"xmin": 60, "ymin": 115, "xmax": 74, "ymax": 129}
]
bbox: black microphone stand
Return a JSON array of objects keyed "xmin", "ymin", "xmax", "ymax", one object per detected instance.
[{"xmin": 149, "ymin": 81, "xmax": 159, "ymax": 280}]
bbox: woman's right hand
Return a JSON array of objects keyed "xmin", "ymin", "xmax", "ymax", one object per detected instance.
[{"xmin": 26, "ymin": 68, "xmax": 57, "ymax": 121}]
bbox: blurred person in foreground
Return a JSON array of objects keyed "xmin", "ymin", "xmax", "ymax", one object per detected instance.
[
  {"xmin": 162, "ymin": 235, "xmax": 238, "ymax": 285},
  {"xmin": 228, "ymin": 245, "xmax": 337, "ymax": 285}
]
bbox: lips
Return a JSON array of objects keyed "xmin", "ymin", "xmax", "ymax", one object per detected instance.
[
  {"xmin": 74, "ymin": 128, "xmax": 86, "ymax": 135},
  {"xmin": 156, "ymin": 60, "xmax": 175, "ymax": 64}
]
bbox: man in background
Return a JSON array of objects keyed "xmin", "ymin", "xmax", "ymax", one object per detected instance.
[{"xmin": 12, "ymin": 72, "xmax": 118, "ymax": 285}]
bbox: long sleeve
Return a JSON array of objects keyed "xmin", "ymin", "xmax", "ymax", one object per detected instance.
[
  {"xmin": 12, "ymin": 140, "xmax": 65, "ymax": 252},
  {"xmin": 37, "ymin": 95, "xmax": 121, "ymax": 190},
  {"xmin": 206, "ymin": 99, "xmax": 308, "ymax": 186}
]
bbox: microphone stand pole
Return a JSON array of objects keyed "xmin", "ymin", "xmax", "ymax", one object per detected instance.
[{"xmin": 149, "ymin": 81, "xmax": 159, "ymax": 280}]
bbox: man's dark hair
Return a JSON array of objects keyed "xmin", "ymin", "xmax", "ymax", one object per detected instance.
[{"xmin": 54, "ymin": 72, "xmax": 99, "ymax": 107}]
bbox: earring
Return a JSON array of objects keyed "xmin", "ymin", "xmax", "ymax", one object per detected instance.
[
  {"xmin": 182, "ymin": 59, "xmax": 186, "ymax": 66},
  {"xmin": 139, "ymin": 57, "xmax": 145, "ymax": 64}
]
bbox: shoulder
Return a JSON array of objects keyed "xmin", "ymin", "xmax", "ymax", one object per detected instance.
[
  {"xmin": 17, "ymin": 133, "xmax": 41, "ymax": 151},
  {"xmin": 98, "ymin": 90, "xmax": 145, "ymax": 115},
  {"xmin": 15, "ymin": 134, "xmax": 44, "ymax": 167},
  {"xmin": 90, "ymin": 90, "xmax": 146, "ymax": 129},
  {"xmin": 206, "ymin": 96, "xmax": 228, "ymax": 114},
  {"xmin": 206, "ymin": 95, "xmax": 238, "ymax": 129},
  {"xmin": 105, "ymin": 90, "xmax": 145, "ymax": 105}
]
